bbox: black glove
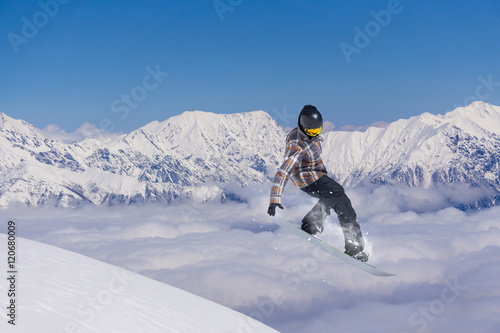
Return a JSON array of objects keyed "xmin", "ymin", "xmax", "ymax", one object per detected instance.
[{"xmin": 267, "ymin": 203, "xmax": 284, "ymax": 216}]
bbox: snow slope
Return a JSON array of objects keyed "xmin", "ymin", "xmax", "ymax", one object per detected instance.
[{"xmin": 0, "ymin": 234, "xmax": 278, "ymax": 333}]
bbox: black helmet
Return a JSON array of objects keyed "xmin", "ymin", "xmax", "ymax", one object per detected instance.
[{"xmin": 298, "ymin": 105, "xmax": 323, "ymax": 137}]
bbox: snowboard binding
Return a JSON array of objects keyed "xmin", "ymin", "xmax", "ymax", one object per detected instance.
[
  {"xmin": 344, "ymin": 240, "xmax": 369, "ymax": 262},
  {"xmin": 347, "ymin": 251, "xmax": 369, "ymax": 262}
]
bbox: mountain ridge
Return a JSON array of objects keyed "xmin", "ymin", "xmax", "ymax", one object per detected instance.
[{"xmin": 0, "ymin": 102, "xmax": 499, "ymax": 207}]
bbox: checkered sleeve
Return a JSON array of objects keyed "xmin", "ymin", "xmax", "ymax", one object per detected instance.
[{"xmin": 269, "ymin": 145, "xmax": 303, "ymax": 204}]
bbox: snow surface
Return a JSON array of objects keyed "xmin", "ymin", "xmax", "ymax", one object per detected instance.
[
  {"xmin": 3, "ymin": 183, "xmax": 500, "ymax": 333},
  {"xmin": 0, "ymin": 234, "xmax": 278, "ymax": 333}
]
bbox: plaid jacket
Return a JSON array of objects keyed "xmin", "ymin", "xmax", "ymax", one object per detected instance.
[{"xmin": 270, "ymin": 127, "xmax": 327, "ymax": 204}]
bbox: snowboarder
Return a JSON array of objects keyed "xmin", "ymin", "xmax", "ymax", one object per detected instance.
[{"xmin": 267, "ymin": 105, "xmax": 368, "ymax": 262}]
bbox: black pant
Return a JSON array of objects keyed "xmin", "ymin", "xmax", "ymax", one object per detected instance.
[{"xmin": 301, "ymin": 175, "xmax": 364, "ymax": 248}]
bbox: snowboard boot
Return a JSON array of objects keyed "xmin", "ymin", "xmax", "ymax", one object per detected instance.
[
  {"xmin": 344, "ymin": 240, "xmax": 369, "ymax": 262},
  {"xmin": 301, "ymin": 201, "xmax": 328, "ymax": 235},
  {"xmin": 301, "ymin": 220, "xmax": 324, "ymax": 235}
]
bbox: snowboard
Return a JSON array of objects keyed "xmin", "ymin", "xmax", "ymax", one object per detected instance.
[{"xmin": 273, "ymin": 214, "xmax": 395, "ymax": 277}]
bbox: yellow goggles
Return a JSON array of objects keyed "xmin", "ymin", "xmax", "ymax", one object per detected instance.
[{"xmin": 304, "ymin": 126, "xmax": 322, "ymax": 137}]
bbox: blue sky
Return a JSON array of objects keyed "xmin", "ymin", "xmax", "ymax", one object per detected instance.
[{"xmin": 1, "ymin": 0, "xmax": 500, "ymax": 134}]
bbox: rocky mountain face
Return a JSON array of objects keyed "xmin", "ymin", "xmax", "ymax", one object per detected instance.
[{"xmin": 1, "ymin": 102, "xmax": 499, "ymax": 207}]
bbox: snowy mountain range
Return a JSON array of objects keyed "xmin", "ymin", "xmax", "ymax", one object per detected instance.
[
  {"xmin": 0, "ymin": 101, "xmax": 499, "ymax": 207},
  {"xmin": 323, "ymin": 102, "xmax": 500, "ymax": 192}
]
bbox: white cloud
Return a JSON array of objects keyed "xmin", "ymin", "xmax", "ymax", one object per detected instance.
[
  {"xmin": 4, "ymin": 183, "xmax": 500, "ymax": 332},
  {"xmin": 41, "ymin": 122, "xmax": 122, "ymax": 143},
  {"xmin": 322, "ymin": 120, "xmax": 335, "ymax": 132}
]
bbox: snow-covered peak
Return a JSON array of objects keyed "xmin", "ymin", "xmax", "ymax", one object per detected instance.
[
  {"xmin": 390, "ymin": 102, "xmax": 500, "ymax": 137},
  {"xmin": 0, "ymin": 112, "xmax": 44, "ymax": 138},
  {"xmin": 113, "ymin": 110, "xmax": 284, "ymax": 160},
  {"xmin": 138, "ymin": 110, "xmax": 274, "ymax": 136},
  {"xmin": 443, "ymin": 101, "xmax": 500, "ymax": 137},
  {"xmin": 0, "ymin": 113, "xmax": 54, "ymax": 164}
]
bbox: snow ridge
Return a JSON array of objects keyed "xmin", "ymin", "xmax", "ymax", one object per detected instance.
[{"xmin": 0, "ymin": 234, "xmax": 278, "ymax": 333}]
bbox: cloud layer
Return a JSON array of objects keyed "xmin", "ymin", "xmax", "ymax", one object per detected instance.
[{"xmin": 5, "ymin": 183, "xmax": 500, "ymax": 332}]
